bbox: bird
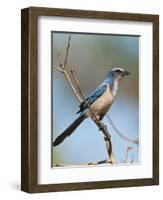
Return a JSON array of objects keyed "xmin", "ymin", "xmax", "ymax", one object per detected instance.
[{"xmin": 53, "ymin": 67, "xmax": 130, "ymax": 146}]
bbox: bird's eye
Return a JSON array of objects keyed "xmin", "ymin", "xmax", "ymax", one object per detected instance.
[{"xmin": 115, "ymin": 69, "xmax": 121, "ymax": 73}]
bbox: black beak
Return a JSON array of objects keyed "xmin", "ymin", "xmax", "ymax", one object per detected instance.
[{"xmin": 122, "ymin": 70, "xmax": 130, "ymax": 76}]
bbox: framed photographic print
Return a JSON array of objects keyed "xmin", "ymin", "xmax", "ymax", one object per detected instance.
[{"xmin": 21, "ymin": 7, "xmax": 159, "ymax": 193}]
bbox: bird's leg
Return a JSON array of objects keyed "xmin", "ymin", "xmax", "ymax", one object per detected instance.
[
  {"xmin": 98, "ymin": 121, "xmax": 111, "ymax": 140},
  {"xmin": 98, "ymin": 121, "xmax": 107, "ymax": 131}
]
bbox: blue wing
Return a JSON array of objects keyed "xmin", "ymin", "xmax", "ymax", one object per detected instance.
[{"xmin": 76, "ymin": 84, "xmax": 107, "ymax": 114}]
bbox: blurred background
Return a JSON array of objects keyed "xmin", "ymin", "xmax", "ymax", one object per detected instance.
[{"xmin": 52, "ymin": 32, "xmax": 139, "ymax": 166}]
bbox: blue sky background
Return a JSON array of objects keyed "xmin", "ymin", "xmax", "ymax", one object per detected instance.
[{"xmin": 52, "ymin": 32, "xmax": 139, "ymax": 166}]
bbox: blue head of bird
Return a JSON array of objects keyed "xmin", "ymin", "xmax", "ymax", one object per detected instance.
[{"xmin": 106, "ymin": 67, "xmax": 130, "ymax": 85}]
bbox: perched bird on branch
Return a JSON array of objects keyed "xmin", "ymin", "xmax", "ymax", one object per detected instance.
[{"xmin": 53, "ymin": 67, "xmax": 130, "ymax": 146}]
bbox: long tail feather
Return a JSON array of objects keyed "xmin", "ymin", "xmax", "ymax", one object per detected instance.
[{"xmin": 53, "ymin": 114, "xmax": 86, "ymax": 146}]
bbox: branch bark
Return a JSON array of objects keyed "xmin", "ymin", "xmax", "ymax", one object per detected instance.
[
  {"xmin": 64, "ymin": 35, "xmax": 71, "ymax": 67},
  {"xmin": 55, "ymin": 53, "xmax": 83, "ymax": 103}
]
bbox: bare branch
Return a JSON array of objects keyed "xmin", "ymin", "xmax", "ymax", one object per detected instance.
[
  {"xmin": 53, "ymin": 41, "xmax": 83, "ymax": 102},
  {"xmin": 105, "ymin": 138, "xmax": 116, "ymax": 164},
  {"xmin": 53, "ymin": 65, "xmax": 64, "ymax": 72},
  {"xmin": 57, "ymin": 54, "xmax": 64, "ymax": 68},
  {"xmin": 64, "ymin": 35, "xmax": 71, "ymax": 67},
  {"xmin": 107, "ymin": 114, "xmax": 139, "ymax": 145},
  {"xmin": 64, "ymin": 70, "xmax": 83, "ymax": 102},
  {"xmin": 54, "ymin": 64, "xmax": 83, "ymax": 102},
  {"xmin": 125, "ymin": 146, "xmax": 133, "ymax": 163}
]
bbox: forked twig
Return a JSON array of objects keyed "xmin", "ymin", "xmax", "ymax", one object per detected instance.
[
  {"xmin": 56, "ymin": 54, "xmax": 83, "ymax": 103},
  {"xmin": 54, "ymin": 65, "xmax": 64, "ymax": 72}
]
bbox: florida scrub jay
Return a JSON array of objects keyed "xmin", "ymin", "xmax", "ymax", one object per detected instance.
[{"xmin": 53, "ymin": 67, "xmax": 130, "ymax": 146}]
